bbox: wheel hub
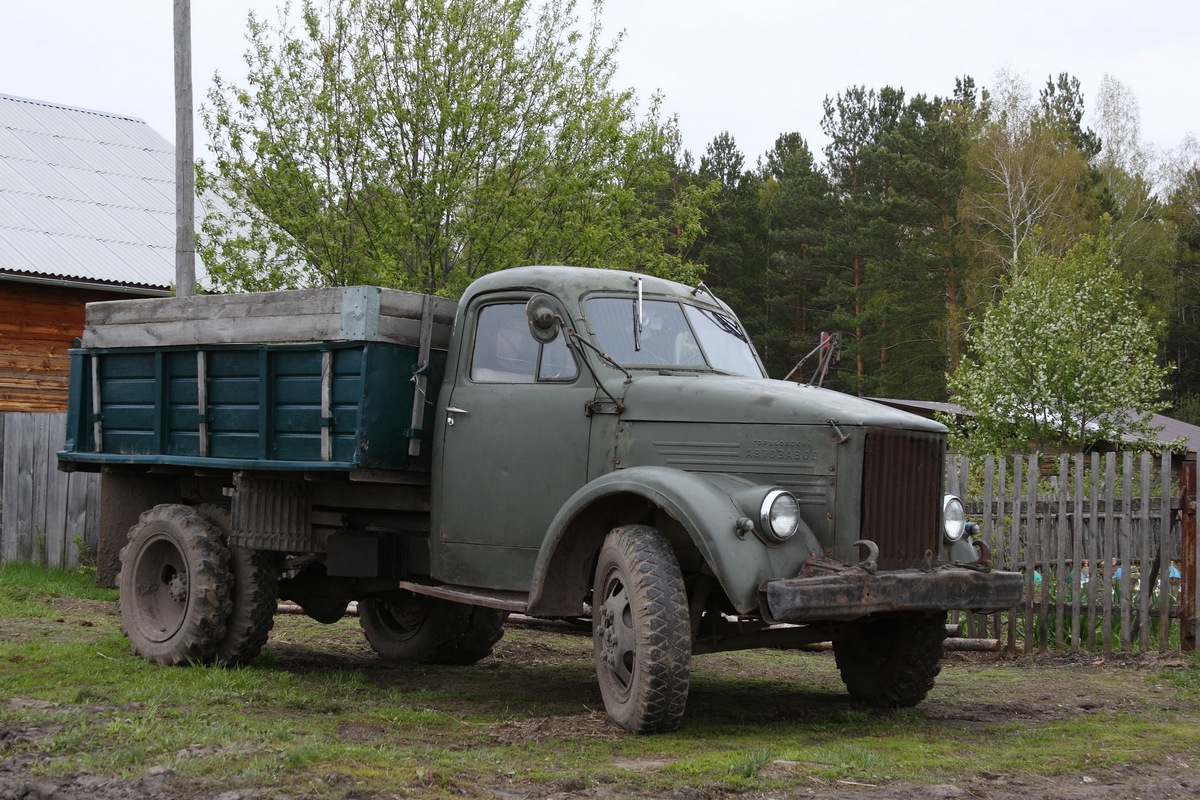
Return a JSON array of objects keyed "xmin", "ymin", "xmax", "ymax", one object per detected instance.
[
  {"xmin": 599, "ymin": 604, "xmax": 619, "ymax": 669},
  {"xmin": 166, "ymin": 569, "xmax": 188, "ymax": 604},
  {"xmin": 597, "ymin": 574, "xmax": 636, "ymax": 692}
]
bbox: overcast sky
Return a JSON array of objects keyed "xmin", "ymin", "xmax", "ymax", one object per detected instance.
[{"xmin": 3, "ymin": 1, "xmax": 1197, "ymax": 169}]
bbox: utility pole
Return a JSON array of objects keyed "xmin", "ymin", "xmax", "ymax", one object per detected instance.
[{"xmin": 174, "ymin": 0, "xmax": 196, "ymax": 298}]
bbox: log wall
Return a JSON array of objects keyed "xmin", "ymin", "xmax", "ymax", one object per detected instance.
[{"xmin": 0, "ymin": 282, "xmax": 125, "ymax": 412}]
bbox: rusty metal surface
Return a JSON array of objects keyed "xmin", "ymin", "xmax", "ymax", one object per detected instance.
[
  {"xmin": 761, "ymin": 565, "xmax": 1024, "ymax": 624},
  {"xmin": 860, "ymin": 428, "xmax": 943, "ymax": 569}
]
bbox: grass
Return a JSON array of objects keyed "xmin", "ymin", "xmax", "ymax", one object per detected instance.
[{"xmin": 2, "ymin": 564, "xmax": 1199, "ymax": 798}]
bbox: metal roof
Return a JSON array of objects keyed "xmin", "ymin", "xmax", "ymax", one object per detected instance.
[{"xmin": 0, "ymin": 93, "xmax": 202, "ymax": 292}]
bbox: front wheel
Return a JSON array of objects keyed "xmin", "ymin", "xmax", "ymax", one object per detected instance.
[
  {"xmin": 118, "ymin": 504, "xmax": 232, "ymax": 666},
  {"xmin": 592, "ymin": 525, "xmax": 691, "ymax": 733},
  {"xmin": 832, "ymin": 613, "xmax": 946, "ymax": 707}
]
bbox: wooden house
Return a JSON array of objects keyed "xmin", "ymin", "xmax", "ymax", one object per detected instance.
[
  {"xmin": 0, "ymin": 93, "xmax": 197, "ymax": 569},
  {"xmin": 0, "ymin": 93, "xmax": 181, "ymax": 413}
]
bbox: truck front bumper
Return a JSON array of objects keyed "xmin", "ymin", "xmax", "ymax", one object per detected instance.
[{"xmin": 760, "ymin": 565, "xmax": 1024, "ymax": 624}]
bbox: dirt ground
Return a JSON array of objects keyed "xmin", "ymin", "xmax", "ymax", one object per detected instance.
[{"xmin": 3, "ymin": 600, "xmax": 1200, "ymax": 799}]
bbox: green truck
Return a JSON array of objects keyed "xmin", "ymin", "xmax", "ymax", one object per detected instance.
[{"xmin": 59, "ymin": 266, "xmax": 1021, "ymax": 733}]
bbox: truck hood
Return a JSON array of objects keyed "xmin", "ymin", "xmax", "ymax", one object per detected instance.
[{"xmin": 614, "ymin": 374, "xmax": 946, "ymax": 433}]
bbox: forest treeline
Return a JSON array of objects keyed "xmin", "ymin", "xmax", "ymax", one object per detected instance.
[{"xmin": 683, "ymin": 72, "xmax": 1200, "ymax": 424}]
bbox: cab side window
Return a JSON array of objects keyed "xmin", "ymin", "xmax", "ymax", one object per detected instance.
[{"xmin": 470, "ymin": 303, "xmax": 578, "ymax": 383}]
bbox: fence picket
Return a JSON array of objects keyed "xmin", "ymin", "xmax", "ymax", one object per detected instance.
[
  {"xmin": 1055, "ymin": 455, "xmax": 1068, "ymax": 649},
  {"xmin": 1010, "ymin": 456, "xmax": 1022, "ymax": 654},
  {"xmin": 988, "ymin": 456, "xmax": 1003, "ymax": 640},
  {"xmin": 1080, "ymin": 453, "xmax": 1089, "ymax": 647},
  {"xmin": 1138, "ymin": 452, "xmax": 1153, "ymax": 651},
  {"xmin": 1032, "ymin": 455, "xmax": 1041, "ymax": 657},
  {"xmin": 1087, "ymin": 452, "xmax": 1101, "ymax": 651},
  {"xmin": 1119, "ymin": 452, "xmax": 1133, "ymax": 649},
  {"xmin": 1160, "ymin": 452, "xmax": 1173, "ymax": 652}
]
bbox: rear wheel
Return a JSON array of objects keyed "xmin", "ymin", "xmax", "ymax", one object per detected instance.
[
  {"xmin": 833, "ymin": 613, "xmax": 946, "ymax": 707},
  {"xmin": 118, "ymin": 504, "xmax": 232, "ymax": 666},
  {"xmin": 442, "ymin": 606, "xmax": 509, "ymax": 665},
  {"xmin": 197, "ymin": 504, "xmax": 279, "ymax": 665},
  {"xmin": 360, "ymin": 593, "xmax": 503, "ymax": 664},
  {"xmin": 592, "ymin": 525, "xmax": 691, "ymax": 733}
]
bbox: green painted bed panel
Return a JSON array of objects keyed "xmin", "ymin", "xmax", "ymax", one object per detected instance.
[{"xmin": 60, "ymin": 342, "xmax": 445, "ymax": 474}]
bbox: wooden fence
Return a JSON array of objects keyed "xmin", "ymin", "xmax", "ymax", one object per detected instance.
[
  {"xmin": 947, "ymin": 451, "xmax": 1197, "ymax": 655},
  {"xmin": 0, "ymin": 412, "xmax": 99, "ymax": 569}
]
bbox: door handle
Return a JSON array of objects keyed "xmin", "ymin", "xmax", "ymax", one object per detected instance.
[{"xmin": 446, "ymin": 406, "xmax": 469, "ymax": 426}]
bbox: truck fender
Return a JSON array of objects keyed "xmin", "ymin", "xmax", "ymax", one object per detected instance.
[{"xmin": 525, "ymin": 466, "xmax": 821, "ymax": 616}]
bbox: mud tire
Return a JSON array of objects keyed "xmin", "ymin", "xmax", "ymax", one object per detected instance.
[
  {"xmin": 441, "ymin": 606, "xmax": 509, "ymax": 665},
  {"xmin": 360, "ymin": 593, "xmax": 486, "ymax": 664},
  {"xmin": 592, "ymin": 525, "xmax": 691, "ymax": 733},
  {"xmin": 833, "ymin": 613, "xmax": 946, "ymax": 707},
  {"xmin": 118, "ymin": 504, "xmax": 232, "ymax": 666},
  {"xmin": 196, "ymin": 504, "xmax": 279, "ymax": 665}
]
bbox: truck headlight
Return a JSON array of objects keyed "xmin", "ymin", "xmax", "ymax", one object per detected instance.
[
  {"xmin": 942, "ymin": 494, "xmax": 966, "ymax": 542},
  {"xmin": 760, "ymin": 490, "xmax": 800, "ymax": 542}
]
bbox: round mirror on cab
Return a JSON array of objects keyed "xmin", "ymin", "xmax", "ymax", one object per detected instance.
[{"xmin": 526, "ymin": 293, "xmax": 561, "ymax": 344}]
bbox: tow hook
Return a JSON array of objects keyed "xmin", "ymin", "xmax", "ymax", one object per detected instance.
[
  {"xmin": 851, "ymin": 539, "xmax": 878, "ymax": 574},
  {"xmin": 956, "ymin": 539, "xmax": 994, "ymax": 572}
]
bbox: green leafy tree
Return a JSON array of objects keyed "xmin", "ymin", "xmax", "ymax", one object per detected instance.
[
  {"xmin": 1088, "ymin": 75, "xmax": 1176, "ymax": 327},
  {"xmin": 816, "ymin": 85, "xmax": 906, "ymax": 395},
  {"xmin": 961, "ymin": 70, "xmax": 1094, "ymax": 273},
  {"xmin": 757, "ymin": 132, "xmax": 834, "ymax": 380},
  {"xmin": 868, "ymin": 86, "xmax": 978, "ymax": 398},
  {"xmin": 809, "ymin": 84, "xmax": 974, "ymax": 399},
  {"xmin": 948, "ymin": 230, "xmax": 1171, "ymax": 455},
  {"xmin": 694, "ymin": 134, "xmax": 771, "ymax": 357},
  {"xmin": 198, "ymin": 0, "xmax": 709, "ymax": 295},
  {"xmin": 1164, "ymin": 149, "xmax": 1200, "ymax": 419},
  {"xmin": 1037, "ymin": 72, "xmax": 1102, "ymax": 162}
]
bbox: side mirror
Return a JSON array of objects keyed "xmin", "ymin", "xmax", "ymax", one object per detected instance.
[{"xmin": 525, "ymin": 294, "xmax": 561, "ymax": 344}]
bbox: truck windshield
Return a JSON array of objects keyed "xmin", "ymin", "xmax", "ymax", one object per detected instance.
[{"xmin": 586, "ymin": 297, "xmax": 764, "ymax": 378}]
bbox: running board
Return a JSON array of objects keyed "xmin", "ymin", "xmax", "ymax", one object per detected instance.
[{"xmin": 396, "ymin": 581, "xmax": 529, "ymax": 613}]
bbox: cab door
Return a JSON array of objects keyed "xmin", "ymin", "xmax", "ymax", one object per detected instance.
[{"xmin": 432, "ymin": 295, "xmax": 595, "ymax": 592}]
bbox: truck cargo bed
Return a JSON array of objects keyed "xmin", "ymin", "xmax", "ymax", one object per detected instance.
[{"xmin": 59, "ymin": 286, "xmax": 454, "ymax": 475}]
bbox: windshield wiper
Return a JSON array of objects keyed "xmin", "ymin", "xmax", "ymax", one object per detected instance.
[{"xmin": 699, "ymin": 307, "xmax": 748, "ymax": 343}]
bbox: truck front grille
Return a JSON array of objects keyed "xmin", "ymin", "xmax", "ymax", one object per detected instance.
[{"xmin": 860, "ymin": 428, "xmax": 943, "ymax": 569}]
